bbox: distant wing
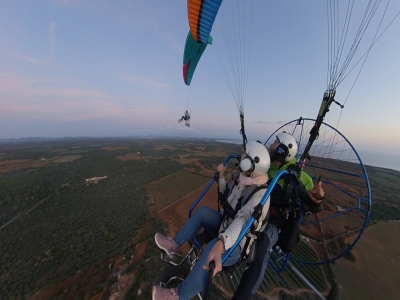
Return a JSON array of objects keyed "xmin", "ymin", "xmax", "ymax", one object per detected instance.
[
  {"xmin": 188, "ymin": 0, "xmax": 222, "ymax": 44},
  {"xmin": 183, "ymin": 31, "xmax": 213, "ymax": 86}
]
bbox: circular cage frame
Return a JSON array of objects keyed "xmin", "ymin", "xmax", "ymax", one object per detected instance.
[{"xmin": 265, "ymin": 118, "xmax": 372, "ymax": 265}]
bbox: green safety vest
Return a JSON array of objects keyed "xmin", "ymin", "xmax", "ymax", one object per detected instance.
[{"xmin": 268, "ymin": 158, "xmax": 314, "ymax": 191}]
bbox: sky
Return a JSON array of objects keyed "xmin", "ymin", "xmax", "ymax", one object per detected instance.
[{"xmin": 1, "ymin": 0, "xmax": 400, "ymax": 155}]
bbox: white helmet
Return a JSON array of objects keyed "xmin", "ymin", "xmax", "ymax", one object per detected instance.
[
  {"xmin": 239, "ymin": 141, "xmax": 271, "ymax": 175},
  {"xmin": 273, "ymin": 132, "xmax": 298, "ymax": 162}
]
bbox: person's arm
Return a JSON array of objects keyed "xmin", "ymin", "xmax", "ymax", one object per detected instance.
[
  {"xmin": 203, "ymin": 189, "xmax": 269, "ymax": 276},
  {"xmin": 202, "ymin": 238, "xmax": 225, "ymax": 276},
  {"xmin": 298, "ymin": 181, "xmax": 323, "ymax": 212},
  {"xmin": 291, "ymin": 170, "xmax": 324, "ymax": 212},
  {"xmin": 308, "ymin": 181, "xmax": 324, "ymax": 201},
  {"xmin": 217, "ymin": 164, "xmax": 227, "ymax": 193}
]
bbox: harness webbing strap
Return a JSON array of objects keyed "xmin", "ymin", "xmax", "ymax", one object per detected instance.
[
  {"xmin": 221, "ymin": 181, "xmax": 268, "ymax": 221},
  {"xmin": 241, "ymin": 236, "xmax": 252, "ymax": 261}
]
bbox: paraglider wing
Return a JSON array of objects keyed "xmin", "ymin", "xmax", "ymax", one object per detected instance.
[
  {"xmin": 187, "ymin": 0, "xmax": 222, "ymax": 44},
  {"xmin": 183, "ymin": 31, "xmax": 213, "ymax": 86}
]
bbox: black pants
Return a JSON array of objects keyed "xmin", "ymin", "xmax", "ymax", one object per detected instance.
[{"xmin": 231, "ymin": 224, "xmax": 279, "ymax": 300}]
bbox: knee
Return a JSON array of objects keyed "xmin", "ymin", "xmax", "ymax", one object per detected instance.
[{"xmin": 195, "ymin": 206, "xmax": 211, "ymax": 217}]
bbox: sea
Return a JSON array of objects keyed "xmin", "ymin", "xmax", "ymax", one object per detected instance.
[{"xmin": 215, "ymin": 139, "xmax": 400, "ymax": 172}]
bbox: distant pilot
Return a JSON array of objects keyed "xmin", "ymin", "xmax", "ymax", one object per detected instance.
[{"xmin": 178, "ymin": 110, "xmax": 190, "ymax": 123}]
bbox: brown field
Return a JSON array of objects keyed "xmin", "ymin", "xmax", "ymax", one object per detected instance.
[
  {"xmin": 115, "ymin": 153, "xmax": 145, "ymax": 161},
  {"xmin": 0, "ymin": 159, "xmax": 50, "ymax": 173},
  {"xmin": 150, "ymin": 179, "xmax": 218, "ymax": 254},
  {"xmin": 151, "ymin": 145, "xmax": 180, "ymax": 151},
  {"xmin": 131, "ymin": 220, "xmax": 155, "ymax": 244},
  {"xmin": 318, "ymin": 211, "xmax": 364, "ymax": 235},
  {"xmin": 49, "ymin": 148, "xmax": 69, "ymax": 153},
  {"xmin": 0, "ymin": 155, "xmax": 83, "ymax": 173},
  {"xmin": 186, "ymin": 162, "xmax": 216, "ymax": 178},
  {"xmin": 52, "ymin": 155, "xmax": 83, "ymax": 163},
  {"xmin": 0, "ymin": 159, "xmax": 31, "ymax": 166},
  {"xmin": 299, "ymin": 220, "xmax": 323, "ymax": 240},
  {"xmin": 146, "ymin": 170, "xmax": 211, "ymax": 214},
  {"xmin": 101, "ymin": 146, "xmax": 129, "ymax": 151},
  {"xmin": 335, "ymin": 221, "xmax": 400, "ymax": 300}
]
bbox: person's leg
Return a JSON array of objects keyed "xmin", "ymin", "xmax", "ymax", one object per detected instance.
[
  {"xmin": 231, "ymin": 224, "xmax": 279, "ymax": 300},
  {"xmin": 174, "ymin": 206, "xmax": 222, "ymax": 248},
  {"xmin": 155, "ymin": 207, "xmax": 222, "ymax": 255},
  {"xmin": 178, "ymin": 238, "xmax": 241, "ymax": 300}
]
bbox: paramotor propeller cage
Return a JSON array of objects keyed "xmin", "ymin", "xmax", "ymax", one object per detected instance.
[{"xmin": 265, "ymin": 118, "xmax": 372, "ymax": 265}]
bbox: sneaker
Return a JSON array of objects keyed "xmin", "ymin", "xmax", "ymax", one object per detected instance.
[
  {"xmin": 154, "ymin": 233, "xmax": 178, "ymax": 256},
  {"xmin": 152, "ymin": 285, "xmax": 178, "ymax": 300}
]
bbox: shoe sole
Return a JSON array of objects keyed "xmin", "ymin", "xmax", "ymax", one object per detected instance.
[{"xmin": 155, "ymin": 234, "xmax": 174, "ymax": 256}]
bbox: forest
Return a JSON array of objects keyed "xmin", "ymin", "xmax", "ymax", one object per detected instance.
[{"xmin": 0, "ymin": 138, "xmax": 236, "ymax": 299}]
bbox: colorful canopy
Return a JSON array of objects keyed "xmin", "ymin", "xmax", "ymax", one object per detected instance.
[
  {"xmin": 183, "ymin": 31, "xmax": 213, "ymax": 86},
  {"xmin": 187, "ymin": 0, "xmax": 222, "ymax": 44}
]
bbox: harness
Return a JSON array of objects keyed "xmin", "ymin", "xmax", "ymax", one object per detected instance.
[
  {"xmin": 217, "ymin": 167, "xmax": 304, "ymax": 261},
  {"xmin": 218, "ymin": 172, "xmax": 267, "ymax": 222},
  {"xmin": 218, "ymin": 172, "xmax": 268, "ymax": 260},
  {"xmin": 268, "ymin": 164, "xmax": 303, "ymax": 253}
]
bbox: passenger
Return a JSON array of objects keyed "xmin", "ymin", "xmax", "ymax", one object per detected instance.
[
  {"xmin": 232, "ymin": 132, "xmax": 325, "ymax": 300},
  {"xmin": 152, "ymin": 141, "xmax": 272, "ymax": 300}
]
